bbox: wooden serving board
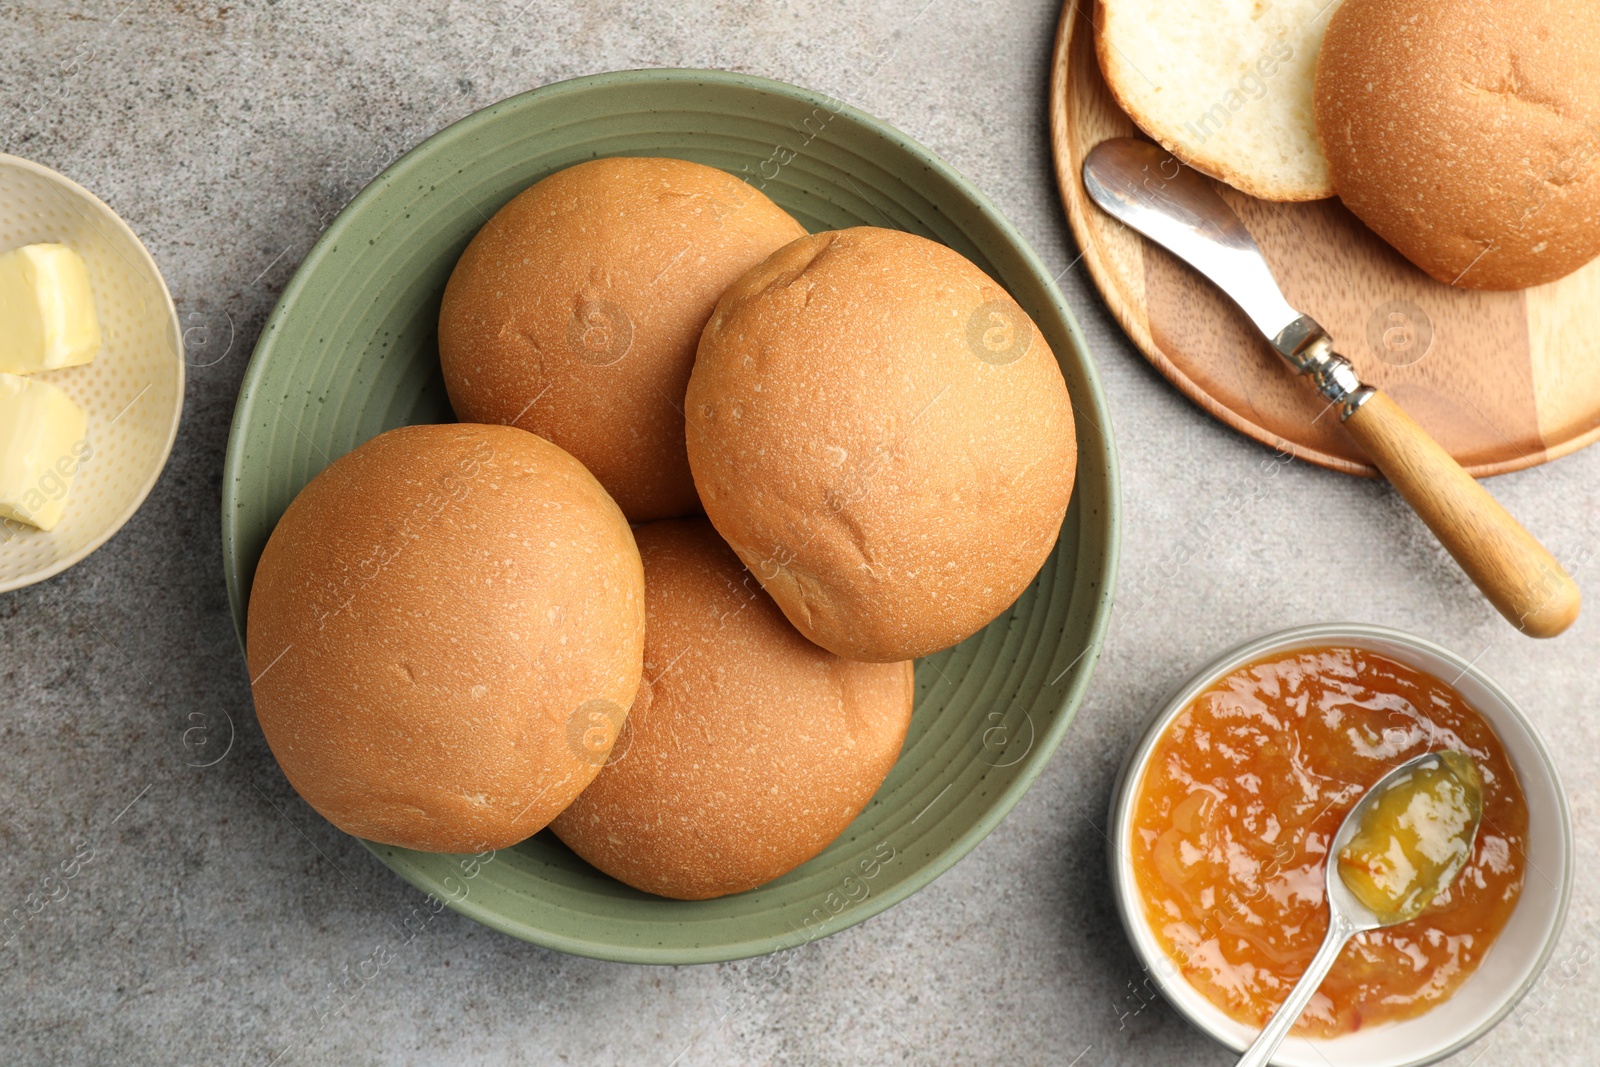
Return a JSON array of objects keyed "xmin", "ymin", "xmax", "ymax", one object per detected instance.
[{"xmin": 1049, "ymin": 0, "xmax": 1600, "ymax": 477}]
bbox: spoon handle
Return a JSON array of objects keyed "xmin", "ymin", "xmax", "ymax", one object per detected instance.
[{"xmin": 1234, "ymin": 912, "xmax": 1356, "ymax": 1067}]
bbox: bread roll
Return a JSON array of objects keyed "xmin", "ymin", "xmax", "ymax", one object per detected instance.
[
  {"xmin": 1096, "ymin": 0, "xmax": 1337, "ymax": 201},
  {"xmin": 1316, "ymin": 0, "xmax": 1600, "ymax": 289},
  {"xmin": 438, "ymin": 157, "xmax": 807, "ymax": 520},
  {"xmin": 685, "ymin": 227, "xmax": 1077, "ymax": 662},
  {"xmin": 551, "ymin": 519, "xmax": 914, "ymax": 900},
  {"xmin": 246, "ymin": 424, "xmax": 645, "ymax": 853}
]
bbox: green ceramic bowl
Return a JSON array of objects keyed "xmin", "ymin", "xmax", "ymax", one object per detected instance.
[{"xmin": 221, "ymin": 69, "xmax": 1120, "ymax": 964}]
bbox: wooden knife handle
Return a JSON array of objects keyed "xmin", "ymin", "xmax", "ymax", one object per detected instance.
[{"xmin": 1342, "ymin": 390, "xmax": 1579, "ymax": 637}]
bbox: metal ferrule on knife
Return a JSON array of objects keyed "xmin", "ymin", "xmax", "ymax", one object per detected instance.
[{"xmin": 1272, "ymin": 314, "xmax": 1375, "ymax": 421}]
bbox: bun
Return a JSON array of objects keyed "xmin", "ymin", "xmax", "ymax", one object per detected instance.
[
  {"xmin": 551, "ymin": 519, "xmax": 913, "ymax": 900},
  {"xmin": 438, "ymin": 157, "xmax": 807, "ymax": 520},
  {"xmin": 1095, "ymin": 0, "xmax": 1336, "ymax": 201},
  {"xmin": 246, "ymin": 423, "xmax": 645, "ymax": 853},
  {"xmin": 685, "ymin": 227, "xmax": 1076, "ymax": 662},
  {"xmin": 1316, "ymin": 0, "xmax": 1600, "ymax": 289}
]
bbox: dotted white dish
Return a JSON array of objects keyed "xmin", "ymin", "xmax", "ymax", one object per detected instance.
[{"xmin": 0, "ymin": 154, "xmax": 183, "ymax": 592}]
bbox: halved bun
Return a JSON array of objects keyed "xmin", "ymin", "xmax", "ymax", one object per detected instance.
[{"xmin": 1096, "ymin": 0, "xmax": 1337, "ymax": 201}]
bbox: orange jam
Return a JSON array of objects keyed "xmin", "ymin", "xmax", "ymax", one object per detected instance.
[{"xmin": 1130, "ymin": 647, "xmax": 1527, "ymax": 1037}]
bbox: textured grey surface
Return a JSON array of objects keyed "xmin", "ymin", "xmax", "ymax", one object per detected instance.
[{"xmin": 2, "ymin": 1, "xmax": 1597, "ymax": 1064}]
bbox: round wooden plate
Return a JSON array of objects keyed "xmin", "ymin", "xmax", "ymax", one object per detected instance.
[{"xmin": 1049, "ymin": 0, "xmax": 1600, "ymax": 477}]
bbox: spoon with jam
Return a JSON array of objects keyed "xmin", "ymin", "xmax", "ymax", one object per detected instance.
[{"xmin": 1235, "ymin": 751, "xmax": 1485, "ymax": 1067}]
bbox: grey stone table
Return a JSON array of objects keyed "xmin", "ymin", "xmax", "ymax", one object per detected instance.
[{"xmin": 3, "ymin": 2, "xmax": 1596, "ymax": 1064}]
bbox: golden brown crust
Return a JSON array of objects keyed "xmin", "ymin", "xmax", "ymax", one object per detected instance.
[
  {"xmin": 684, "ymin": 227, "xmax": 1077, "ymax": 662},
  {"xmin": 1316, "ymin": 0, "xmax": 1600, "ymax": 289},
  {"xmin": 245, "ymin": 423, "xmax": 645, "ymax": 853},
  {"xmin": 551, "ymin": 519, "xmax": 913, "ymax": 900},
  {"xmin": 438, "ymin": 157, "xmax": 807, "ymax": 520}
]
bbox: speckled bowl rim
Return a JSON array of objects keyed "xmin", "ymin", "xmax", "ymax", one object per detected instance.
[
  {"xmin": 0, "ymin": 153, "xmax": 185, "ymax": 593},
  {"xmin": 1108, "ymin": 622, "xmax": 1574, "ymax": 1066},
  {"xmin": 221, "ymin": 68, "xmax": 1122, "ymax": 963}
]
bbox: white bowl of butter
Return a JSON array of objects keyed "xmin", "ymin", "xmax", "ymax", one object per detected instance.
[{"xmin": 0, "ymin": 154, "xmax": 183, "ymax": 592}]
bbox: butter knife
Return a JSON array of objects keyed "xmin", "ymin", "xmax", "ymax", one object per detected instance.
[{"xmin": 1082, "ymin": 137, "xmax": 1579, "ymax": 637}]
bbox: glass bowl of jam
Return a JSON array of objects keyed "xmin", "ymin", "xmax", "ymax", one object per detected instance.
[{"xmin": 1109, "ymin": 623, "xmax": 1572, "ymax": 1067}]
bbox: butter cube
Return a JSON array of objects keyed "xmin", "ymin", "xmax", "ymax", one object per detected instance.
[
  {"xmin": 0, "ymin": 372, "xmax": 90, "ymax": 531},
  {"xmin": 0, "ymin": 243, "xmax": 103, "ymax": 373}
]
